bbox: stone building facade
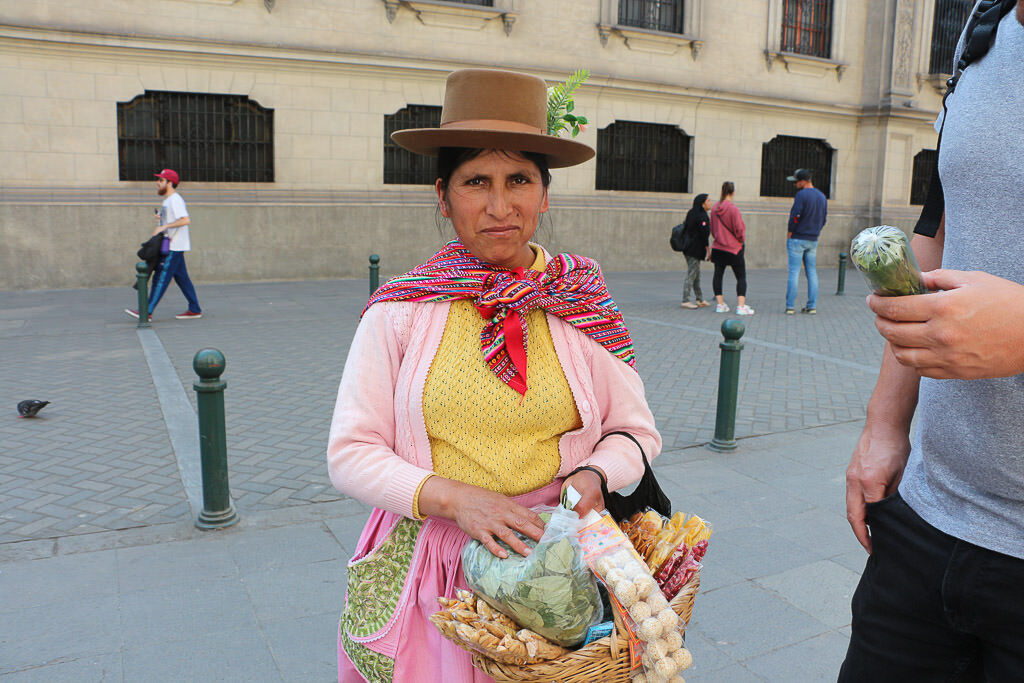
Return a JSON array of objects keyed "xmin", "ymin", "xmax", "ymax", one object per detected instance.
[{"xmin": 0, "ymin": 0, "xmax": 964, "ymax": 290}]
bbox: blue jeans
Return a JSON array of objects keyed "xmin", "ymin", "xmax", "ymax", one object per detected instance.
[
  {"xmin": 785, "ymin": 238, "xmax": 817, "ymax": 310},
  {"xmin": 839, "ymin": 492, "xmax": 1024, "ymax": 680},
  {"xmin": 148, "ymin": 251, "xmax": 201, "ymax": 314}
]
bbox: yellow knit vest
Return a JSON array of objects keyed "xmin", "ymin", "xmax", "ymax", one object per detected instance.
[{"xmin": 422, "ymin": 249, "xmax": 582, "ymax": 496}]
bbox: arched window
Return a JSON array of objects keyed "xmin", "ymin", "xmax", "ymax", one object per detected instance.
[
  {"xmin": 910, "ymin": 149, "xmax": 938, "ymax": 205},
  {"xmin": 596, "ymin": 121, "xmax": 691, "ymax": 193},
  {"xmin": 117, "ymin": 91, "xmax": 274, "ymax": 182},
  {"xmin": 760, "ymin": 135, "xmax": 833, "ymax": 198},
  {"xmin": 383, "ymin": 105, "xmax": 442, "ymax": 185}
]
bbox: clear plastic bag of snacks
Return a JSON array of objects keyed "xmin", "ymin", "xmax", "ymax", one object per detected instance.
[{"xmin": 462, "ymin": 505, "xmax": 602, "ymax": 647}]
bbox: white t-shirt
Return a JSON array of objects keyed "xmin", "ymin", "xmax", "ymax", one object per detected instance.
[{"xmin": 160, "ymin": 192, "xmax": 191, "ymax": 252}]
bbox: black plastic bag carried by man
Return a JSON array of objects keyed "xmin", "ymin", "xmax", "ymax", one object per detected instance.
[{"xmin": 132, "ymin": 232, "xmax": 163, "ymax": 290}]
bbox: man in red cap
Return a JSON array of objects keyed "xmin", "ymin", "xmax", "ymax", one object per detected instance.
[{"xmin": 125, "ymin": 169, "xmax": 202, "ymax": 320}]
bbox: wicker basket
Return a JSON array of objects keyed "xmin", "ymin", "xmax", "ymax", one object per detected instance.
[{"xmin": 471, "ymin": 570, "xmax": 701, "ymax": 683}]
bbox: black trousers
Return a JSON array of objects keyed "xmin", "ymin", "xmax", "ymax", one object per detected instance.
[
  {"xmin": 839, "ymin": 492, "xmax": 1024, "ymax": 682},
  {"xmin": 711, "ymin": 248, "xmax": 746, "ymax": 297}
]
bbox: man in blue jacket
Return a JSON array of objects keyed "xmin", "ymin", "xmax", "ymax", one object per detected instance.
[{"xmin": 784, "ymin": 168, "xmax": 828, "ymax": 314}]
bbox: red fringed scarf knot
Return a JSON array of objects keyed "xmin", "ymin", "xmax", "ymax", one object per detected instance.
[{"xmin": 363, "ymin": 241, "xmax": 635, "ymax": 395}]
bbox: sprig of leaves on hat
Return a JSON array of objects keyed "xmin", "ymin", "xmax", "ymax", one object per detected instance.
[{"xmin": 547, "ymin": 69, "xmax": 589, "ymax": 138}]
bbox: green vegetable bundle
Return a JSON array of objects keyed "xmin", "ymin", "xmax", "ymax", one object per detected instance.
[
  {"xmin": 461, "ymin": 506, "xmax": 601, "ymax": 647},
  {"xmin": 850, "ymin": 225, "xmax": 928, "ymax": 296}
]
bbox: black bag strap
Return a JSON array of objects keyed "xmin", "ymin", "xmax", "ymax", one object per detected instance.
[
  {"xmin": 914, "ymin": 0, "xmax": 1015, "ymax": 238},
  {"xmin": 590, "ymin": 431, "xmax": 672, "ymax": 521},
  {"xmin": 567, "ymin": 433, "xmax": 643, "ymax": 494},
  {"xmin": 961, "ymin": 0, "xmax": 1016, "ymax": 70},
  {"xmin": 913, "ymin": 95, "xmax": 950, "ymax": 238},
  {"xmin": 596, "ymin": 430, "xmax": 648, "ymax": 459}
]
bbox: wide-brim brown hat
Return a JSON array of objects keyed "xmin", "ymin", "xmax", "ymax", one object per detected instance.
[{"xmin": 391, "ymin": 68, "xmax": 595, "ymax": 169}]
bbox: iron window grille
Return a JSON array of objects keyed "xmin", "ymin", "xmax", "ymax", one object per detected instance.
[
  {"xmin": 117, "ymin": 91, "xmax": 273, "ymax": 182},
  {"xmin": 760, "ymin": 135, "xmax": 833, "ymax": 198},
  {"xmin": 910, "ymin": 149, "xmax": 938, "ymax": 205},
  {"xmin": 929, "ymin": 0, "xmax": 973, "ymax": 74},
  {"xmin": 596, "ymin": 121, "xmax": 690, "ymax": 193},
  {"xmin": 781, "ymin": 0, "xmax": 833, "ymax": 58},
  {"xmin": 618, "ymin": 0, "xmax": 685, "ymax": 34},
  {"xmin": 384, "ymin": 105, "xmax": 443, "ymax": 185}
]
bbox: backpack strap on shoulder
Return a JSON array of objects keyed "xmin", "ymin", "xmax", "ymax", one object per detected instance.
[
  {"xmin": 914, "ymin": 0, "xmax": 1015, "ymax": 238},
  {"xmin": 961, "ymin": 0, "xmax": 1017, "ymax": 71}
]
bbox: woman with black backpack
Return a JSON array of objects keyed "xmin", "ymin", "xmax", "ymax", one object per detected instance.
[{"xmin": 680, "ymin": 193, "xmax": 712, "ymax": 309}]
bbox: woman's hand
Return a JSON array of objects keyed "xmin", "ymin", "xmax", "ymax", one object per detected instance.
[
  {"xmin": 561, "ymin": 467, "xmax": 605, "ymax": 517},
  {"xmin": 418, "ymin": 477, "xmax": 545, "ymax": 559}
]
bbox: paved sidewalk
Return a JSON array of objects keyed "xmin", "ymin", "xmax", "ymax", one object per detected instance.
[{"xmin": 1, "ymin": 267, "xmax": 879, "ymax": 681}]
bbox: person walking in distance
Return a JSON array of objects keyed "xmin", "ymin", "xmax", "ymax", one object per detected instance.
[
  {"xmin": 680, "ymin": 193, "xmax": 711, "ymax": 309},
  {"xmin": 709, "ymin": 181, "xmax": 753, "ymax": 315},
  {"xmin": 784, "ymin": 169, "xmax": 827, "ymax": 315},
  {"xmin": 125, "ymin": 169, "xmax": 202, "ymax": 320}
]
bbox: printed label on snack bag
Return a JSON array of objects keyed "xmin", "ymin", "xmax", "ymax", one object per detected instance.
[{"xmin": 578, "ymin": 513, "xmax": 646, "ymax": 566}]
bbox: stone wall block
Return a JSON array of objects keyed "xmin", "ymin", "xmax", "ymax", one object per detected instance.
[
  {"xmin": 25, "ymin": 152, "xmax": 77, "ymax": 180},
  {"xmin": 311, "ymin": 111, "xmax": 351, "ymax": 136},
  {"xmin": 74, "ymin": 152, "xmax": 116, "ymax": 180},
  {"xmin": 72, "ymin": 100, "xmax": 117, "ymax": 129},
  {"xmin": 48, "ymin": 126, "xmax": 99, "ymax": 155},
  {"xmin": 0, "ymin": 97, "xmax": 23, "ymax": 124},
  {"xmin": 0, "ymin": 68, "xmax": 46, "ymax": 96},
  {"xmin": 45, "ymin": 72, "xmax": 96, "ymax": 100}
]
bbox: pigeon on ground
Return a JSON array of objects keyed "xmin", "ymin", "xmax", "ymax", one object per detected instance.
[{"xmin": 17, "ymin": 400, "xmax": 50, "ymax": 418}]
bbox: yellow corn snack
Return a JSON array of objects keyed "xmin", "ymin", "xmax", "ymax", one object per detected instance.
[{"xmin": 430, "ymin": 590, "xmax": 570, "ymax": 665}]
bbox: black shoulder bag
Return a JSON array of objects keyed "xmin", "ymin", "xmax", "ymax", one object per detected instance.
[{"xmin": 569, "ymin": 431, "xmax": 672, "ymax": 522}]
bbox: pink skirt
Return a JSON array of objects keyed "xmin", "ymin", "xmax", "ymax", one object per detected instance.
[{"xmin": 338, "ymin": 481, "xmax": 562, "ymax": 683}]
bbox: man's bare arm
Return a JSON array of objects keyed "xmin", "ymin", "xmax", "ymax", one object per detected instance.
[
  {"xmin": 152, "ymin": 216, "xmax": 190, "ymax": 236},
  {"xmin": 846, "ymin": 219, "xmax": 944, "ymax": 552}
]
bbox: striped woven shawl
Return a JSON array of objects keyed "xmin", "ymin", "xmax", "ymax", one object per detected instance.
[{"xmin": 364, "ymin": 240, "xmax": 635, "ymax": 395}]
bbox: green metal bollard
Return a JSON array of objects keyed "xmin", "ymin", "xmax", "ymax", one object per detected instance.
[
  {"xmin": 836, "ymin": 251, "xmax": 848, "ymax": 296},
  {"xmin": 135, "ymin": 262, "xmax": 151, "ymax": 329},
  {"xmin": 369, "ymin": 254, "xmax": 380, "ymax": 296},
  {"xmin": 193, "ymin": 349, "xmax": 239, "ymax": 530},
  {"xmin": 707, "ymin": 319, "xmax": 745, "ymax": 452}
]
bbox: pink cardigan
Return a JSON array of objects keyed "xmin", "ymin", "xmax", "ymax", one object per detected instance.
[{"xmin": 327, "ymin": 298, "xmax": 662, "ymax": 520}]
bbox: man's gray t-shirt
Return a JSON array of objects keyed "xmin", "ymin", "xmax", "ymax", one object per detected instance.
[{"xmin": 899, "ymin": 10, "xmax": 1024, "ymax": 559}]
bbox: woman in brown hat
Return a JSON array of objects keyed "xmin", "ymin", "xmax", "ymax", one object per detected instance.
[{"xmin": 327, "ymin": 68, "xmax": 661, "ymax": 682}]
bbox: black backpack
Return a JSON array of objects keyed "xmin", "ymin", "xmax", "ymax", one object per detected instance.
[
  {"xmin": 916, "ymin": 0, "xmax": 1016, "ymax": 237},
  {"xmin": 670, "ymin": 223, "xmax": 690, "ymax": 252}
]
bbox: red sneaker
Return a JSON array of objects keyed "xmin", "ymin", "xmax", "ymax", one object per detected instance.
[
  {"xmin": 124, "ymin": 308, "xmax": 140, "ymax": 319},
  {"xmin": 175, "ymin": 311, "xmax": 202, "ymax": 320}
]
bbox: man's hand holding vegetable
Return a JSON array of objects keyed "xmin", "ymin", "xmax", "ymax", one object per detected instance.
[
  {"xmin": 848, "ymin": 218, "xmax": 1024, "ymax": 552},
  {"xmin": 869, "ymin": 268, "xmax": 1024, "ymax": 380}
]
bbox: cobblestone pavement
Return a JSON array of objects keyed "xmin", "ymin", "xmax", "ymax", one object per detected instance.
[
  {"xmin": 0, "ymin": 288, "xmax": 188, "ymax": 543},
  {"xmin": 0, "ymin": 266, "xmax": 879, "ymax": 543}
]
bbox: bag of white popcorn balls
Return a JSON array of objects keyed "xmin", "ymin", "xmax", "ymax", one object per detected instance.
[{"xmin": 577, "ymin": 511, "xmax": 693, "ymax": 682}]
